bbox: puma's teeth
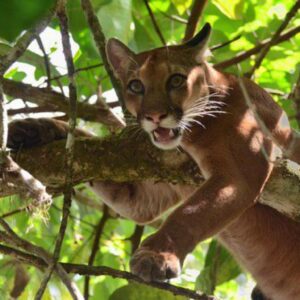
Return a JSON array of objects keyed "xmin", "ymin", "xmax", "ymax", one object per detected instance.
[
  {"xmin": 169, "ymin": 130, "xmax": 174, "ymax": 137},
  {"xmin": 153, "ymin": 131, "xmax": 159, "ymax": 139}
]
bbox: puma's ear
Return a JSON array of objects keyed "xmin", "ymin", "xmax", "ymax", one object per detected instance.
[
  {"xmin": 183, "ymin": 23, "xmax": 211, "ymax": 62},
  {"xmin": 106, "ymin": 38, "xmax": 136, "ymax": 80}
]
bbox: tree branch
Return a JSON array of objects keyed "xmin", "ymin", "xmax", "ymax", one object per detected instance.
[
  {"xmin": 35, "ymin": 35, "xmax": 52, "ymax": 89},
  {"xmin": 143, "ymin": 0, "xmax": 166, "ymax": 45},
  {"xmin": 0, "ymin": 244, "xmax": 216, "ymax": 300},
  {"xmin": 214, "ymin": 25, "xmax": 300, "ymax": 69},
  {"xmin": 210, "ymin": 34, "xmax": 242, "ymax": 52},
  {"xmin": 2, "ymin": 78, "xmax": 124, "ymax": 128},
  {"xmin": 127, "ymin": 225, "xmax": 144, "ymax": 254},
  {"xmin": 45, "ymin": 63, "xmax": 103, "ymax": 83},
  {"xmin": 0, "ymin": 75, "xmax": 7, "ymax": 153},
  {"xmin": 1, "ymin": 156, "xmax": 52, "ymax": 207},
  {"xmin": 183, "ymin": 0, "xmax": 208, "ymax": 42},
  {"xmin": 84, "ymin": 205, "xmax": 109, "ymax": 299},
  {"xmin": 35, "ymin": 1, "xmax": 82, "ymax": 298},
  {"xmin": 246, "ymin": 0, "xmax": 300, "ymax": 78},
  {"xmin": 0, "ymin": 219, "xmax": 83, "ymax": 300},
  {"xmin": 3, "ymin": 133, "xmax": 300, "ymax": 222},
  {"xmin": 159, "ymin": 11, "xmax": 188, "ymax": 25},
  {"xmin": 80, "ymin": 0, "xmax": 125, "ymax": 110}
]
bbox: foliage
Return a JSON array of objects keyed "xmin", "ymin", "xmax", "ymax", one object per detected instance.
[{"xmin": 0, "ymin": 0, "xmax": 299, "ymax": 299}]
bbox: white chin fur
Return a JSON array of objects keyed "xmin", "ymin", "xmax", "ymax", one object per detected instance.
[{"xmin": 149, "ymin": 134, "xmax": 182, "ymax": 150}]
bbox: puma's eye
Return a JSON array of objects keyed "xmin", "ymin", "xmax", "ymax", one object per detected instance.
[
  {"xmin": 168, "ymin": 74, "xmax": 186, "ymax": 89},
  {"xmin": 127, "ymin": 79, "xmax": 144, "ymax": 94}
]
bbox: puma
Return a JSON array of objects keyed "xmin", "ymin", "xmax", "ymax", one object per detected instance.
[{"xmin": 7, "ymin": 24, "xmax": 300, "ymax": 299}]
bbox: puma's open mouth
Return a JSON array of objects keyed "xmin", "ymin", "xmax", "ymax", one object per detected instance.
[{"xmin": 152, "ymin": 127, "xmax": 181, "ymax": 144}]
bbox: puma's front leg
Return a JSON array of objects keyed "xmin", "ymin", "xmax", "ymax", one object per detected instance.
[{"xmin": 130, "ymin": 175, "xmax": 259, "ymax": 282}]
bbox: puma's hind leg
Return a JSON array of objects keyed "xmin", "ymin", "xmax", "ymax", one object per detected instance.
[{"xmin": 8, "ymin": 118, "xmax": 92, "ymax": 150}]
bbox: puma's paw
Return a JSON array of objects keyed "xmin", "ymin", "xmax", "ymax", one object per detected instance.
[{"xmin": 130, "ymin": 247, "xmax": 181, "ymax": 282}]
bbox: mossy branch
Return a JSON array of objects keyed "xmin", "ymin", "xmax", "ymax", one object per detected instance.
[{"xmin": 3, "ymin": 133, "xmax": 300, "ymax": 222}]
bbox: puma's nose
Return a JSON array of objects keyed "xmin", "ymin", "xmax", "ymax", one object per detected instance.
[{"xmin": 145, "ymin": 113, "xmax": 168, "ymax": 124}]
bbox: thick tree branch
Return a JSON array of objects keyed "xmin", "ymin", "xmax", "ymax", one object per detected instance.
[
  {"xmin": 3, "ymin": 134, "xmax": 300, "ymax": 221},
  {"xmin": 214, "ymin": 25, "xmax": 300, "ymax": 69},
  {"xmin": 183, "ymin": 0, "xmax": 208, "ymax": 42}
]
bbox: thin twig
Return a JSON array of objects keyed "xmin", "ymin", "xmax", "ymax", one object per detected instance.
[
  {"xmin": 35, "ymin": 0, "xmax": 81, "ymax": 298},
  {"xmin": 0, "ymin": 207, "xmax": 27, "ymax": 219},
  {"xmin": 0, "ymin": 219, "xmax": 83, "ymax": 299},
  {"xmin": 0, "ymin": 74, "xmax": 7, "ymax": 154},
  {"xmin": 35, "ymin": 35, "xmax": 52, "ymax": 89},
  {"xmin": 80, "ymin": 0, "xmax": 125, "ymax": 110},
  {"xmin": 0, "ymin": 244, "xmax": 216, "ymax": 300},
  {"xmin": 159, "ymin": 11, "xmax": 188, "ymax": 24},
  {"xmin": 247, "ymin": 0, "xmax": 300, "ymax": 78},
  {"xmin": 84, "ymin": 205, "xmax": 109, "ymax": 299},
  {"xmin": 7, "ymin": 106, "xmax": 57, "ymax": 116},
  {"xmin": 45, "ymin": 63, "xmax": 103, "ymax": 83},
  {"xmin": 214, "ymin": 25, "xmax": 300, "ymax": 69},
  {"xmin": 143, "ymin": 0, "xmax": 166, "ymax": 45},
  {"xmin": 210, "ymin": 35, "xmax": 242, "ymax": 51},
  {"xmin": 127, "ymin": 225, "xmax": 144, "ymax": 254},
  {"xmin": 183, "ymin": 0, "xmax": 208, "ymax": 42}
]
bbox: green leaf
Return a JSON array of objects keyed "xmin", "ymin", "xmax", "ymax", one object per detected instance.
[
  {"xmin": 196, "ymin": 240, "xmax": 241, "ymax": 294},
  {"xmin": 212, "ymin": 0, "xmax": 244, "ymax": 20},
  {"xmin": 12, "ymin": 71, "xmax": 27, "ymax": 81},
  {"xmin": 0, "ymin": 0, "xmax": 55, "ymax": 42},
  {"xmin": 109, "ymin": 283, "xmax": 188, "ymax": 300},
  {"xmin": 0, "ymin": 43, "xmax": 60, "ymax": 79},
  {"xmin": 172, "ymin": 0, "xmax": 192, "ymax": 15},
  {"xmin": 97, "ymin": 0, "xmax": 133, "ymax": 42}
]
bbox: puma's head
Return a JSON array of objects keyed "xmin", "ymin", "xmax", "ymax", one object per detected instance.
[{"xmin": 106, "ymin": 23, "xmax": 212, "ymax": 150}]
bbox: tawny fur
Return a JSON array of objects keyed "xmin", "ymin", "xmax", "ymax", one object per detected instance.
[
  {"xmin": 8, "ymin": 24, "xmax": 300, "ymax": 300},
  {"xmin": 103, "ymin": 25, "xmax": 300, "ymax": 299}
]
